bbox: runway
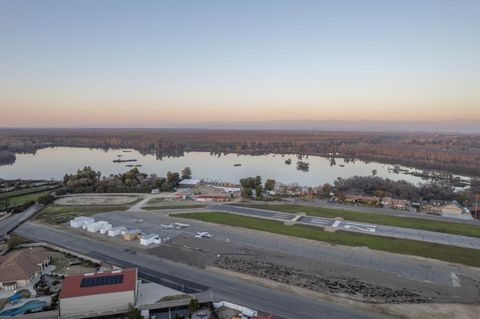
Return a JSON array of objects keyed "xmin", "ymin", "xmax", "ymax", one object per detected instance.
[
  {"xmin": 14, "ymin": 222, "xmax": 388, "ymax": 319},
  {"xmin": 211, "ymin": 204, "xmax": 480, "ymax": 249}
]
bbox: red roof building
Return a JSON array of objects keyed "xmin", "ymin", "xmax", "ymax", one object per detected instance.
[{"xmin": 59, "ymin": 268, "xmax": 138, "ymax": 318}]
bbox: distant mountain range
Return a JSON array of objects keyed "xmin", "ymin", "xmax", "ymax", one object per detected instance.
[{"xmin": 156, "ymin": 119, "xmax": 480, "ymax": 134}]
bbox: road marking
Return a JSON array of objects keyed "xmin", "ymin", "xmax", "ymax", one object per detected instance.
[
  {"xmin": 451, "ymin": 272, "xmax": 461, "ymax": 287},
  {"xmin": 343, "ymin": 224, "xmax": 376, "ymax": 233},
  {"xmin": 310, "ymin": 218, "xmax": 329, "ymax": 225},
  {"xmin": 290, "ymin": 215, "xmax": 302, "ymax": 222},
  {"xmin": 331, "ymin": 220, "xmax": 342, "ymax": 228}
]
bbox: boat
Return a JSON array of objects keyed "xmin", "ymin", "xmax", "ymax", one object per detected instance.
[
  {"xmin": 113, "ymin": 159, "xmax": 137, "ymax": 163},
  {"xmin": 233, "ymin": 163, "xmax": 242, "ymax": 167}
]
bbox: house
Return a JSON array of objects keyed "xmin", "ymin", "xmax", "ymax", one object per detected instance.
[
  {"xmin": 380, "ymin": 197, "xmax": 409, "ymax": 210},
  {"xmin": 343, "ymin": 195, "xmax": 380, "ymax": 206},
  {"xmin": 441, "ymin": 202, "xmax": 473, "ymax": 220},
  {"xmin": 0, "ymin": 250, "xmax": 51, "ymax": 291},
  {"xmin": 59, "ymin": 268, "xmax": 138, "ymax": 318},
  {"xmin": 421, "ymin": 201, "xmax": 473, "ymax": 220}
]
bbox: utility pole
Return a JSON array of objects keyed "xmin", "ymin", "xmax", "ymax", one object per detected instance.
[{"xmin": 475, "ymin": 194, "xmax": 479, "ymax": 220}]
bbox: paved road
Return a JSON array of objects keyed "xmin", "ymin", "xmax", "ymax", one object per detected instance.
[
  {"xmin": 211, "ymin": 204, "xmax": 480, "ymax": 249},
  {"xmin": 0, "ymin": 204, "xmax": 43, "ymax": 239},
  {"xmin": 15, "ymin": 222, "xmax": 388, "ymax": 319},
  {"xmin": 93, "ymin": 211, "xmax": 479, "ymax": 287}
]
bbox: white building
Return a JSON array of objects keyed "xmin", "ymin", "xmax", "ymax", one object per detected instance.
[
  {"xmin": 86, "ymin": 221, "xmax": 111, "ymax": 233},
  {"xmin": 140, "ymin": 233, "xmax": 160, "ymax": 246},
  {"xmin": 99, "ymin": 223, "xmax": 113, "ymax": 234},
  {"xmin": 70, "ymin": 216, "xmax": 95, "ymax": 229},
  {"xmin": 59, "ymin": 268, "xmax": 138, "ymax": 318},
  {"xmin": 178, "ymin": 178, "xmax": 201, "ymax": 188},
  {"xmin": 108, "ymin": 226, "xmax": 126, "ymax": 237}
]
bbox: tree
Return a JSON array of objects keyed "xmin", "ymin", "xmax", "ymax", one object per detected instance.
[
  {"xmin": 255, "ymin": 184, "xmax": 263, "ymax": 199},
  {"xmin": 322, "ymin": 183, "xmax": 333, "ymax": 197},
  {"xmin": 37, "ymin": 194, "xmax": 55, "ymax": 205},
  {"xmin": 240, "ymin": 176, "xmax": 262, "ymax": 199},
  {"xmin": 188, "ymin": 298, "xmax": 200, "ymax": 317},
  {"xmin": 127, "ymin": 306, "xmax": 142, "ymax": 319},
  {"xmin": 7, "ymin": 235, "xmax": 24, "ymax": 250},
  {"xmin": 264, "ymin": 179, "xmax": 276, "ymax": 191},
  {"xmin": 181, "ymin": 167, "xmax": 192, "ymax": 180}
]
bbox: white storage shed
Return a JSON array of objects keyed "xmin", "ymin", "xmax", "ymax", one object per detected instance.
[
  {"xmin": 140, "ymin": 234, "xmax": 159, "ymax": 246},
  {"xmin": 108, "ymin": 226, "xmax": 126, "ymax": 237},
  {"xmin": 86, "ymin": 221, "xmax": 111, "ymax": 233},
  {"xmin": 70, "ymin": 216, "xmax": 95, "ymax": 229}
]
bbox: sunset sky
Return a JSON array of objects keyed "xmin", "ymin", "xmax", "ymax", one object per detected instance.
[{"xmin": 1, "ymin": 0, "xmax": 479, "ymax": 127}]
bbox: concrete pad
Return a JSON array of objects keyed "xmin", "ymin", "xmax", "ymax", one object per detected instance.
[{"xmin": 137, "ymin": 282, "xmax": 182, "ymax": 306}]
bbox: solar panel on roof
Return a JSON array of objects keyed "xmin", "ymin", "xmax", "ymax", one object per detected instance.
[{"xmin": 80, "ymin": 274, "xmax": 124, "ymax": 288}]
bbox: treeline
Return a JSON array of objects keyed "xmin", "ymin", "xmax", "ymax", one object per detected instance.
[
  {"xmin": 0, "ymin": 150, "xmax": 15, "ymax": 165},
  {"xmin": 332, "ymin": 176, "xmax": 480, "ymax": 207},
  {"xmin": 333, "ymin": 176, "xmax": 455, "ymax": 201},
  {"xmin": 62, "ymin": 166, "xmax": 188, "ymax": 193}
]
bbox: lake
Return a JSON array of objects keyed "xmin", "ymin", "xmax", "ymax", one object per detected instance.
[{"xmin": 0, "ymin": 147, "xmax": 441, "ymax": 186}]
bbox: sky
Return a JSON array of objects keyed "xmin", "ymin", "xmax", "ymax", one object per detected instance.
[{"xmin": 0, "ymin": 0, "xmax": 479, "ymax": 127}]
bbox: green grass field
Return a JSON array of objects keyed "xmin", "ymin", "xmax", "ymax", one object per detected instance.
[
  {"xmin": 233, "ymin": 204, "xmax": 480, "ymax": 238},
  {"xmin": 0, "ymin": 185, "xmax": 60, "ymax": 207},
  {"xmin": 6, "ymin": 190, "xmax": 54, "ymax": 207},
  {"xmin": 146, "ymin": 197, "xmax": 167, "ymax": 205},
  {"xmin": 175, "ymin": 212, "xmax": 480, "ymax": 267},
  {"xmin": 36, "ymin": 204, "xmax": 130, "ymax": 224},
  {"xmin": 143, "ymin": 204, "xmax": 207, "ymax": 210},
  {"xmin": 1, "ymin": 185, "xmax": 58, "ymax": 197}
]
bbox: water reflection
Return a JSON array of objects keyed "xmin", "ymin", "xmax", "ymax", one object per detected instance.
[{"xmin": 0, "ymin": 147, "xmax": 458, "ymax": 186}]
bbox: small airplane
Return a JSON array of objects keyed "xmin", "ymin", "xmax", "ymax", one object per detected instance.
[
  {"xmin": 174, "ymin": 222, "xmax": 190, "ymax": 228},
  {"xmin": 133, "ymin": 218, "xmax": 143, "ymax": 223},
  {"xmin": 195, "ymin": 232, "xmax": 213, "ymax": 238},
  {"xmin": 161, "ymin": 223, "xmax": 174, "ymax": 229}
]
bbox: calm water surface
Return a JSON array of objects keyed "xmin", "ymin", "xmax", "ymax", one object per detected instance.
[{"xmin": 0, "ymin": 147, "xmax": 433, "ymax": 186}]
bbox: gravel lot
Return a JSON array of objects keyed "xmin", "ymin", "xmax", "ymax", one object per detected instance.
[{"xmin": 55, "ymin": 194, "xmax": 143, "ymax": 205}]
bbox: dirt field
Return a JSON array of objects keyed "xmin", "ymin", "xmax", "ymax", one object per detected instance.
[
  {"xmin": 148, "ymin": 234, "xmax": 480, "ymax": 305},
  {"xmin": 55, "ymin": 194, "xmax": 143, "ymax": 206}
]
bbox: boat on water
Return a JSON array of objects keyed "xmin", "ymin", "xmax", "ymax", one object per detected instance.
[
  {"xmin": 233, "ymin": 163, "xmax": 242, "ymax": 167},
  {"xmin": 113, "ymin": 159, "xmax": 137, "ymax": 163}
]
